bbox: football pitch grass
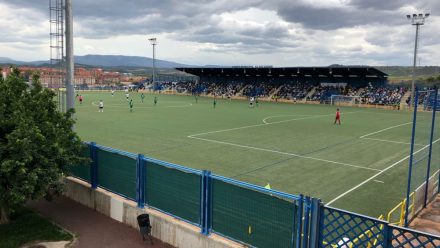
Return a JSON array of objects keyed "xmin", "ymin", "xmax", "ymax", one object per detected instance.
[{"xmin": 75, "ymin": 91, "xmax": 440, "ymax": 218}]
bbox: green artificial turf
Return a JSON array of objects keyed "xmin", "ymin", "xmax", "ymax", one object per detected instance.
[
  {"xmin": 74, "ymin": 91, "xmax": 440, "ymax": 218},
  {"xmin": 0, "ymin": 207, "xmax": 72, "ymax": 248}
]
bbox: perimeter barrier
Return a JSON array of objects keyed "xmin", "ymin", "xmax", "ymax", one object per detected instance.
[{"xmin": 69, "ymin": 141, "xmax": 440, "ymax": 247}]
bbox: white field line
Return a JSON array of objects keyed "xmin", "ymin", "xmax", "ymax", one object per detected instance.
[
  {"xmin": 373, "ymin": 180, "xmax": 385, "ymax": 184},
  {"xmin": 189, "ymin": 136, "xmax": 381, "ymax": 172},
  {"xmin": 326, "ymin": 137, "xmax": 440, "ymax": 206},
  {"xmin": 189, "ymin": 111, "xmax": 361, "ymax": 137},
  {"xmin": 359, "ymin": 122, "xmax": 412, "ymax": 139},
  {"xmin": 262, "ymin": 114, "xmax": 312, "ymax": 124},
  {"xmin": 361, "ymin": 137, "xmax": 424, "ymax": 146},
  {"xmin": 91, "ymin": 101, "xmax": 193, "ymax": 109}
]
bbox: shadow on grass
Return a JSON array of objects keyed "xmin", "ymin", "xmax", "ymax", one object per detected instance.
[{"xmin": 0, "ymin": 207, "xmax": 73, "ymax": 248}]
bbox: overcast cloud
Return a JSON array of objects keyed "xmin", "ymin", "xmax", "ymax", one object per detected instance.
[{"xmin": 0, "ymin": 0, "xmax": 439, "ymax": 66}]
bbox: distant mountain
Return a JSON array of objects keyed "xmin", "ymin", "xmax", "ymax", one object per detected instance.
[
  {"xmin": 73, "ymin": 54, "xmax": 191, "ymax": 68},
  {"xmin": 0, "ymin": 55, "xmax": 192, "ymax": 68},
  {"xmin": 0, "ymin": 57, "xmax": 48, "ymax": 66}
]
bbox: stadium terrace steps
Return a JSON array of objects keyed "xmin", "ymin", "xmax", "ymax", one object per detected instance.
[
  {"xmin": 400, "ymin": 90, "xmax": 412, "ymax": 110},
  {"xmin": 267, "ymin": 85, "xmax": 284, "ymax": 100},
  {"xmin": 237, "ymin": 84, "xmax": 249, "ymax": 96},
  {"xmin": 355, "ymin": 88, "xmax": 365, "ymax": 96},
  {"xmin": 304, "ymin": 87, "xmax": 317, "ymax": 101}
]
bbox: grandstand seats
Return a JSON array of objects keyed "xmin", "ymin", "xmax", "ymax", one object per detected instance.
[
  {"xmin": 276, "ymin": 84, "xmax": 312, "ymax": 100},
  {"xmin": 360, "ymin": 86, "xmax": 408, "ymax": 105},
  {"xmin": 152, "ymin": 81, "xmax": 413, "ymax": 107}
]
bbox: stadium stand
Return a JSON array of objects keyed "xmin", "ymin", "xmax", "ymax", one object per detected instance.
[
  {"xmin": 276, "ymin": 84, "xmax": 312, "ymax": 100},
  {"xmin": 360, "ymin": 86, "xmax": 408, "ymax": 105},
  {"xmin": 166, "ymin": 67, "xmax": 422, "ymax": 108}
]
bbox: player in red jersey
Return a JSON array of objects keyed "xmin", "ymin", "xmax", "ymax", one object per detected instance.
[{"xmin": 334, "ymin": 108, "xmax": 341, "ymax": 125}]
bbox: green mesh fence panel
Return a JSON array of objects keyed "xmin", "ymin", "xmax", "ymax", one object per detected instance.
[
  {"xmin": 144, "ymin": 161, "xmax": 201, "ymax": 225},
  {"xmin": 97, "ymin": 149, "xmax": 137, "ymax": 200},
  {"xmin": 69, "ymin": 145, "xmax": 91, "ymax": 182},
  {"xmin": 211, "ymin": 178, "xmax": 296, "ymax": 248}
]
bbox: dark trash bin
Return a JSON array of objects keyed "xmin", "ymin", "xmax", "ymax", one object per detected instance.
[{"xmin": 137, "ymin": 214, "xmax": 153, "ymax": 244}]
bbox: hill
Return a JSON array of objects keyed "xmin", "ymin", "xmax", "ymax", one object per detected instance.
[{"xmin": 0, "ymin": 55, "xmax": 191, "ymax": 68}]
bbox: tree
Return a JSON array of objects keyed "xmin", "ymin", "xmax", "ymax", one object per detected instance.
[{"xmin": 0, "ymin": 68, "xmax": 85, "ymax": 224}]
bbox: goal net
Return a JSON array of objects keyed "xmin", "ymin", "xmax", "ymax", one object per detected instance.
[{"xmin": 330, "ymin": 95, "xmax": 361, "ymax": 107}]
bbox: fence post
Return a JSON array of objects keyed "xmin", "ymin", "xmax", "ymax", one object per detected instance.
[
  {"xmin": 295, "ymin": 194, "xmax": 304, "ymax": 248},
  {"xmin": 89, "ymin": 142, "xmax": 98, "ymax": 189},
  {"xmin": 136, "ymin": 154, "xmax": 145, "ymax": 208},
  {"xmin": 201, "ymin": 170, "xmax": 212, "ymax": 235},
  {"xmin": 309, "ymin": 198, "xmax": 322, "ymax": 248},
  {"xmin": 302, "ymin": 196, "xmax": 311, "ymax": 248},
  {"xmin": 404, "ymin": 89, "xmax": 419, "ymax": 227},
  {"xmin": 424, "ymin": 88, "xmax": 438, "ymax": 207},
  {"xmin": 382, "ymin": 224, "xmax": 392, "ymax": 248}
]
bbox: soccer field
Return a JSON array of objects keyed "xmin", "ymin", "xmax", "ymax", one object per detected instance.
[{"xmin": 75, "ymin": 91, "xmax": 440, "ymax": 218}]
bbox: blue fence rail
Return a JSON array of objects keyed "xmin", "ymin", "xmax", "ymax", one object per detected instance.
[{"xmin": 69, "ymin": 142, "xmax": 440, "ymax": 248}]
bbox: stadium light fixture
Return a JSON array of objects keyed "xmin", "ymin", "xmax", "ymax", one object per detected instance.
[
  {"xmin": 406, "ymin": 13, "xmax": 429, "ymax": 110},
  {"xmin": 148, "ymin": 37, "xmax": 157, "ymax": 86}
]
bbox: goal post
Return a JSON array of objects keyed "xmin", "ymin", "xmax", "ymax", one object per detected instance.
[{"xmin": 330, "ymin": 95, "xmax": 361, "ymax": 107}]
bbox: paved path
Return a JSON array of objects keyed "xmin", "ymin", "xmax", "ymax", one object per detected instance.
[
  {"xmin": 410, "ymin": 194, "xmax": 440, "ymax": 236},
  {"xmin": 29, "ymin": 197, "xmax": 170, "ymax": 248}
]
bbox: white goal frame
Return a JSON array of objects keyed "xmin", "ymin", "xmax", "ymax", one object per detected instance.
[{"xmin": 330, "ymin": 95, "xmax": 361, "ymax": 107}]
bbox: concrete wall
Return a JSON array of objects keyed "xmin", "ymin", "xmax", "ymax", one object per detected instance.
[{"xmin": 65, "ymin": 177, "xmax": 244, "ymax": 248}]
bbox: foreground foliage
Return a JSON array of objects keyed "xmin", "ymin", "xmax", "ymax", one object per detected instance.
[
  {"xmin": 0, "ymin": 68, "xmax": 85, "ymax": 224},
  {"xmin": 0, "ymin": 207, "xmax": 73, "ymax": 248}
]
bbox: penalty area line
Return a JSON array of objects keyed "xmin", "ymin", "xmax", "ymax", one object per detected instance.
[
  {"xmin": 188, "ymin": 135, "xmax": 381, "ymax": 172},
  {"xmin": 189, "ymin": 111, "xmax": 361, "ymax": 137},
  {"xmin": 361, "ymin": 137, "xmax": 425, "ymax": 146},
  {"xmin": 326, "ymin": 137, "xmax": 440, "ymax": 206},
  {"xmin": 359, "ymin": 122, "xmax": 412, "ymax": 139}
]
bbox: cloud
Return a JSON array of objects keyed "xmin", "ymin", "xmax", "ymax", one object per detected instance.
[{"xmin": 0, "ymin": 0, "xmax": 438, "ymax": 66}]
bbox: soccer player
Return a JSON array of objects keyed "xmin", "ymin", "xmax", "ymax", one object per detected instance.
[
  {"xmin": 249, "ymin": 97, "xmax": 254, "ymax": 107},
  {"xmin": 195, "ymin": 95, "xmax": 198, "ymax": 103},
  {"xmin": 79, "ymin": 95, "xmax": 83, "ymax": 105},
  {"xmin": 334, "ymin": 108, "xmax": 341, "ymax": 125},
  {"xmin": 125, "ymin": 92, "xmax": 130, "ymax": 101},
  {"xmin": 213, "ymin": 98, "xmax": 217, "ymax": 108},
  {"xmin": 129, "ymin": 99, "xmax": 134, "ymax": 112},
  {"xmin": 98, "ymin": 100, "xmax": 104, "ymax": 112},
  {"xmin": 154, "ymin": 96, "xmax": 158, "ymax": 106},
  {"xmin": 111, "ymin": 89, "xmax": 115, "ymax": 97},
  {"xmin": 256, "ymin": 98, "xmax": 259, "ymax": 107},
  {"xmin": 141, "ymin": 93, "xmax": 145, "ymax": 103}
]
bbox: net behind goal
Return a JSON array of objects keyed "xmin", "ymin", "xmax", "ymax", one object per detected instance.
[{"xmin": 330, "ymin": 95, "xmax": 361, "ymax": 106}]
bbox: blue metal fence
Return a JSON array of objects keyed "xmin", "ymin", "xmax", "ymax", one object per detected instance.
[{"xmin": 68, "ymin": 142, "xmax": 440, "ymax": 248}]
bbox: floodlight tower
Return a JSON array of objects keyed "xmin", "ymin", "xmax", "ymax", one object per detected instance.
[
  {"xmin": 65, "ymin": 0, "xmax": 75, "ymax": 111},
  {"xmin": 407, "ymin": 13, "xmax": 429, "ymax": 109},
  {"xmin": 148, "ymin": 38, "xmax": 157, "ymax": 87}
]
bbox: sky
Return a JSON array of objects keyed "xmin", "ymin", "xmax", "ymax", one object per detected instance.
[{"xmin": 0, "ymin": 0, "xmax": 438, "ymax": 66}]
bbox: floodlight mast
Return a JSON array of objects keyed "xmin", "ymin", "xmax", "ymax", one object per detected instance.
[
  {"xmin": 407, "ymin": 13, "xmax": 429, "ymax": 110},
  {"xmin": 148, "ymin": 38, "xmax": 157, "ymax": 87},
  {"xmin": 65, "ymin": 0, "xmax": 74, "ymax": 111}
]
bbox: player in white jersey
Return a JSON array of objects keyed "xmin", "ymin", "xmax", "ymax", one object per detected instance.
[{"xmin": 98, "ymin": 100, "xmax": 104, "ymax": 112}]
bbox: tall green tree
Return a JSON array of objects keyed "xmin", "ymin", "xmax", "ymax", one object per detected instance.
[{"xmin": 0, "ymin": 68, "xmax": 85, "ymax": 224}]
